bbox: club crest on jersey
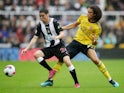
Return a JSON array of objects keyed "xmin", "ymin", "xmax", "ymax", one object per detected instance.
[
  {"xmin": 58, "ymin": 25, "xmax": 61, "ymax": 29},
  {"xmin": 35, "ymin": 30, "xmax": 37, "ymax": 34},
  {"xmin": 90, "ymin": 26, "xmax": 93, "ymax": 30}
]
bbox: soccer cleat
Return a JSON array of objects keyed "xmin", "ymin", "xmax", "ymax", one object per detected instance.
[
  {"xmin": 75, "ymin": 83, "xmax": 80, "ymax": 88},
  {"xmin": 48, "ymin": 70, "xmax": 56, "ymax": 79},
  {"xmin": 40, "ymin": 80, "xmax": 53, "ymax": 87},
  {"xmin": 109, "ymin": 80, "xmax": 119, "ymax": 87}
]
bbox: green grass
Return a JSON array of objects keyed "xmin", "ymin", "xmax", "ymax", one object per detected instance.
[{"xmin": 0, "ymin": 59, "xmax": 124, "ymax": 93}]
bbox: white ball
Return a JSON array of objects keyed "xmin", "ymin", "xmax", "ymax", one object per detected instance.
[{"xmin": 4, "ymin": 65, "xmax": 16, "ymax": 77}]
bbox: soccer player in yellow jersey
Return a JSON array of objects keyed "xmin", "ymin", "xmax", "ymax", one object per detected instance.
[{"xmin": 42, "ymin": 5, "xmax": 119, "ymax": 87}]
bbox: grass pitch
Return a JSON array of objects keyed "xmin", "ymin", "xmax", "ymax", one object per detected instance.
[{"xmin": 0, "ymin": 59, "xmax": 124, "ymax": 93}]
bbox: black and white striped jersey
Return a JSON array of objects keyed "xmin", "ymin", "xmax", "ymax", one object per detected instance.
[{"xmin": 34, "ymin": 18, "xmax": 63, "ymax": 48}]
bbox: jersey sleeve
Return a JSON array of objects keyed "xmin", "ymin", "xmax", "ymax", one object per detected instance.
[
  {"xmin": 53, "ymin": 19, "xmax": 63, "ymax": 35},
  {"xmin": 77, "ymin": 15, "xmax": 86, "ymax": 23},
  {"xmin": 77, "ymin": 15, "xmax": 84, "ymax": 23},
  {"xmin": 94, "ymin": 23, "xmax": 102, "ymax": 39},
  {"xmin": 34, "ymin": 22, "xmax": 42, "ymax": 37}
]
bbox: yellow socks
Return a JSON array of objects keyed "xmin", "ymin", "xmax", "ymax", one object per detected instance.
[
  {"xmin": 53, "ymin": 61, "xmax": 112, "ymax": 81},
  {"xmin": 53, "ymin": 62, "xmax": 63, "ymax": 72},
  {"xmin": 97, "ymin": 61, "xmax": 112, "ymax": 81},
  {"xmin": 49, "ymin": 62, "xmax": 63, "ymax": 80}
]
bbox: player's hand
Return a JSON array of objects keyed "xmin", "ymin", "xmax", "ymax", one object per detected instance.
[
  {"xmin": 92, "ymin": 40, "xmax": 98, "ymax": 45},
  {"xmin": 21, "ymin": 48, "xmax": 28, "ymax": 55},
  {"xmin": 51, "ymin": 35, "xmax": 57, "ymax": 40},
  {"xmin": 92, "ymin": 34, "xmax": 97, "ymax": 45}
]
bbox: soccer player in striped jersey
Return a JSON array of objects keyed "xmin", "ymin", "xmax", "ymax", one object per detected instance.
[{"xmin": 22, "ymin": 8, "xmax": 80, "ymax": 88}]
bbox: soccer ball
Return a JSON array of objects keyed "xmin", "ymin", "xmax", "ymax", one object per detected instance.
[{"xmin": 4, "ymin": 65, "xmax": 16, "ymax": 77}]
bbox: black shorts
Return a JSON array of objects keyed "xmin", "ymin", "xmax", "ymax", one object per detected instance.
[
  {"xmin": 42, "ymin": 43, "xmax": 69, "ymax": 62},
  {"xmin": 66, "ymin": 40, "xmax": 93, "ymax": 59}
]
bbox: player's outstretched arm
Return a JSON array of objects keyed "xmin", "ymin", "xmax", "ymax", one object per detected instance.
[
  {"xmin": 22, "ymin": 36, "xmax": 38, "ymax": 54},
  {"xmin": 62, "ymin": 22, "xmax": 80, "ymax": 30}
]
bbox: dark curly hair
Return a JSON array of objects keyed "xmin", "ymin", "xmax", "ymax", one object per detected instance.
[{"xmin": 88, "ymin": 5, "xmax": 102, "ymax": 22}]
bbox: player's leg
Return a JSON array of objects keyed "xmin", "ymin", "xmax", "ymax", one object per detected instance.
[
  {"xmin": 34, "ymin": 49, "xmax": 55, "ymax": 87},
  {"xmin": 41, "ymin": 41, "xmax": 80, "ymax": 87},
  {"xmin": 41, "ymin": 62, "xmax": 63, "ymax": 87},
  {"xmin": 63, "ymin": 55, "xmax": 80, "ymax": 88},
  {"xmin": 48, "ymin": 40, "xmax": 80, "ymax": 80},
  {"xmin": 34, "ymin": 50, "xmax": 53, "ymax": 71},
  {"xmin": 41, "ymin": 41, "xmax": 80, "ymax": 88},
  {"xmin": 53, "ymin": 62, "xmax": 63, "ymax": 72},
  {"xmin": 87, "ymin": 49, "xmax": 119, "ymax": 87},
  {"xmin": 61, "ymin": 40, "xmax": 80, "ymax": 88},
  {"xmin": 50, "ymin": 62, "xmax": 63, "ymax": 79}
]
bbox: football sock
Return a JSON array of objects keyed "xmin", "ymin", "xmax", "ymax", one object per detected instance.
[
  {"xmin": 39, "ymin": 60, "xmax": 52, "ymax": 71},
  {"xmin": 37, "ymin": 57, "xmax": 52, "ymax": 71},
  {"xmin": 68, "ymin": 65, "xmax": 79, "ymax": 84},
  {"xmin": 97, "ymin": 61, "xmax": 112, "ymax": 81},
  {"xmin": 40, "ymin": 60, "xmax": 52, "ymax": 71},
  {"xmin": 48, "ymin": 62, "xmax": 63, "ymax": 80},
  {"xmin": 53, "ymin": 62, "xmax": 63, "ymax": 72}
]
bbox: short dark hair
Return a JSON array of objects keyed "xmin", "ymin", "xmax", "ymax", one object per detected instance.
[
  {"xmin": 88, "ymin": 5, "xmax": 102, "ymax": 22},
  {"xmin": 39, "ymin": 8, "xmax": 49, "ymax": 14}
]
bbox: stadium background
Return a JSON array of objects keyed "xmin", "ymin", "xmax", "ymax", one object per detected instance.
[{"xmin": 0, "ymin": 0, "xmax": 124, "ymax": 61}]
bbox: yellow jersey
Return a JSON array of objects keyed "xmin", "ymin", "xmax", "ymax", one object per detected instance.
[{"xmin": 74, "ymin": 15, "xmax": 102, "ymax": 45}]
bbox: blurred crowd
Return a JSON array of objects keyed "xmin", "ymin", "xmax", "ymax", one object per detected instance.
[{"xmin": 0, "ymin": 0, "xmax": 124, "ymax": 48}]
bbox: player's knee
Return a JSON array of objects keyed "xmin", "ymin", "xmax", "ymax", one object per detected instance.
[
  {"xmin": 34, "ymin": 51, "xmax": 39, "ymax": 58},
  {"xmin": 63, "ymin": 56, "xmax": 72, "ymax": 67},
  {"xmin": 34, "ymin": 50, "xmax": 43, "ymax": 58}
]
